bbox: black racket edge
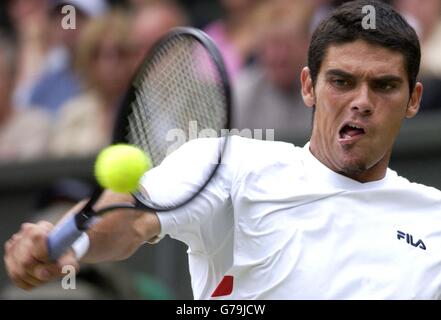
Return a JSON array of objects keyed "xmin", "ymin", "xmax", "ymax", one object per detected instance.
[
  {"xmin": 47, "ymin": 27, "xmax": 231, "ymax": 260},
  {"xmin": 112, "ymin": 26, "xmax": 232, "ymax": 213},
  {"xmin": 113, "ymin": 26, "xmax": 232, "ymax": 143},
  {"xmin": 74, "ymin": 27, "xmax": 232, "ymax": 229}
]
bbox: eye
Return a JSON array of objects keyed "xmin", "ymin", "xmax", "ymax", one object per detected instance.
[
  {"xmin": 374, "ymin": 81, "xmax": 397, "ymax": 92},
  {"xmin": 331, "ymin": 78, "xmax": 350, "ymax": 88}
]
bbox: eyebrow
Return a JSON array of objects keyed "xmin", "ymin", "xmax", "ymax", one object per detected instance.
[
  {"xmin": 325, "ymin": 69, "xmax": 404, "ymax": 83},
  {"xmin": 325, "ymin": 69, "xmax": 354, "ymax": 79}
]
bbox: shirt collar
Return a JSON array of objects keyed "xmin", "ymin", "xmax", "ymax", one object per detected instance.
[{"xmin": 302, "ymin": 142, "xmax": 393, "ymax": 190}]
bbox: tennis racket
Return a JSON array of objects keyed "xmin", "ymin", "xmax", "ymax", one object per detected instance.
[{"xmin": 47, "ymin": 27, "xmax": 231, "ymax": 261}]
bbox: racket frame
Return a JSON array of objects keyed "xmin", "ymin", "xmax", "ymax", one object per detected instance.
[{"xmin": 48, "ymin": 27, "xmax": 232, "ymax": 260}]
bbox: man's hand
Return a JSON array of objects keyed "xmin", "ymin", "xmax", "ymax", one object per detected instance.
[{"xmin": 4, "ymin": 221, "xmax": 79, "ymax": 291}]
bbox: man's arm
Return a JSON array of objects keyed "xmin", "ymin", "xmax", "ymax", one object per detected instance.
[
  {"xmin": 3, "ymin": 189, "xmax": 160, "ymax": 290},
  {"xmin": 81, "ymin": 190, "xmax": 160, "ymax": 263}
]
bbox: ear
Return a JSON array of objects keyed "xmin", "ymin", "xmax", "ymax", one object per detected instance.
[
  {"xmin": 301, "ymin": 67, "xmax": 315, "ymax": 108},
  {"xmin": 405, "ymin": 82, "xmax": 423, "ymax": 119}
]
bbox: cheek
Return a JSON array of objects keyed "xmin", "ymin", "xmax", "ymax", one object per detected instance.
[
  {"xmin": 313, "ymin": 103, "xmax": 339, "ymax": 137},
  {"xmin": 315, "ymin": 86, "xmax": 348, "ymax": 119},
  {"xmin": 379, "ymin": 93, "xmax": 409, "ymax": 123},
  {"xmin": 381, "ymin": 107, "xmax": 406, "ymax": 136}
]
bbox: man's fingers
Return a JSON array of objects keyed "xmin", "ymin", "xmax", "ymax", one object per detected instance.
[
  {"xmin": 13, "ymin": 238, "xmax": 39, "ymax": 269},
  {"xmin": 7, "ymin": 259, "xmax": 71, "ymax": 291},
  {"xmin": 7, "ymin": 265, "xmax": 41, "ymax": 291},
  {"xmin": 3, "ymin": 221, "xmax": 78, "ymax": 291},
  {"xmin": 23, "ymin": 270, "xmax": 46, "ymax": 287},
  {"xmin": 13, "ymin": 277, "xmax": 34, "ymax": 291},
  {"xmin": 4, "ymin": 233, "xmax": 21, "ymax": 255},
  {"xmin": 4, "ymin": 239, "xmax": 13, "ymax": 252},
  {"xmin": 32, "ymin": 264, "xmax": 52, "ymax": 281},
  {"xmin": 33, "ymin": 263, "xmax": 66, "ymax": 281},
  {"xmin": 36, "ymin": 221, "xmax": 54, "ymax": 232},
  {"xmin": 29, "ymin": 225, "xmax": 51, "ymax": 262},
  {"xmin": 4, "ymin": 222, "xmax": 49, "ymax": 289},
  {"xmin": 12, "ymin": 222, "xmax": 51, "ymax": 263},
  {"xmin": 6, "ymin": 254, "xmax": 44, "ymax": 288}
]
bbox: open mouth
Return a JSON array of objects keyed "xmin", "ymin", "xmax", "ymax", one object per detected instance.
[{"xmin": 339, "ymin": 123, "xmax": 366, "ymax": 142}]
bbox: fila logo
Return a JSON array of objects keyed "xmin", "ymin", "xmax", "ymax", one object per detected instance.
[{"xmin": 397, "ymin": 230, "xmax": 426, "ymax": 250}]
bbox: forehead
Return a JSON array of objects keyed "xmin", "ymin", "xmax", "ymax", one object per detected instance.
[{"xmin": 320, "ymin": 39, "xmax": 407, "ymax": 78}]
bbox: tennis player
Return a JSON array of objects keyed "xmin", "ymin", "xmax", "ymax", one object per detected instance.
[{"xmin": 5, "ymin": 0, "xmax": 441, "ymax": 299}]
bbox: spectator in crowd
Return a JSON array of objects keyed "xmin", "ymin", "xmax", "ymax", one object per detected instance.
[
  {"xmin": 232, "ymin": 0, "xmax": 315, "ymax": 144},
  {"xmin": 0, "ymin": 31, "xmax": 51, "ymax": 162},
  {"xmin": 204, "ymin": 0, "xmax": 267, "ymax": 80},
  {"xmin": 310, "ymin": 0, "xmax": 335, "ymax": 32},
  {"xmin": 27, "ymin": 0, "xmax": 108, "ymax": 115},
  {"xmin": 6, "ymin": 0, "xmax": 51, "ymax": 109},
  {"xmin": 130, "ymin": 0, "xmax": 189, "ymax": 70},
  {"xmin": 395, "ymin": 0, "xmax": 441, "ymax": 111},
  {"xmin": 395, "ymin": 0, "xmax": 441, "ymax": 76},
  {"xmin": 49, "ymin": 10, "xmax": 134, "ymax": 158}
]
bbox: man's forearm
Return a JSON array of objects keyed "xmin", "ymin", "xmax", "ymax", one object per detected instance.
[{"xmin": 61, "ymin": 190, "xmax": 160, "ymax": 264}]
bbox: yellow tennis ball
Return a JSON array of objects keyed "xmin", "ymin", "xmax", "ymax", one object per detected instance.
[{"xmin": 94, "ymin": 144, "xmax": 152, "ymax": 193}]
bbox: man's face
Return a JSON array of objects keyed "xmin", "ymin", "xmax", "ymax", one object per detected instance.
[{"xmin": 301, "ymin": 39, "xmax": 422, "ymax": 182}]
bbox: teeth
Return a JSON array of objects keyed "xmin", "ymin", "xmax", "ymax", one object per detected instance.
[{"xmin": 348, "ymin": 124, "xmax": 362, "ymax": 129}]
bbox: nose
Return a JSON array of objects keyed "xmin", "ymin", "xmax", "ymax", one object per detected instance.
[{"xmin": 350, "ymin": 83, "xmax": 374, "ymax": 116}]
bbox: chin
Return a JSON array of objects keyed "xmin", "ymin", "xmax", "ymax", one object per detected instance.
[
  {"xmin": 338, "ymin": 166, "xmax": 367, "ymax": 178},
  {"xmin": 338, "ymin": 157, "xmax": 370, "ymax": 176}
]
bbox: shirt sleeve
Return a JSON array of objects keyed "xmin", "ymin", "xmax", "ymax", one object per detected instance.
[{"xmin": 139, "ymin": 137, "xmax": 236, "ymax": 254}]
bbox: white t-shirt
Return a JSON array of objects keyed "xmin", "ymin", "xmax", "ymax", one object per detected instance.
[{"xmin": 140, "ymin": 136, "xmax": 441, "ymax": 300}]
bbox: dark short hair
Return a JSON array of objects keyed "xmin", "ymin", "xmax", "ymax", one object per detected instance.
[{"xmin": 308, "ymin": 0, "xmax": 421, "ymax": 94}]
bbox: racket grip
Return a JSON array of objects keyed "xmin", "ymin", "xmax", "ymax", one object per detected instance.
[{"xmin": 47, "ymin": 215, "xmax": 83, "ymax": 261}]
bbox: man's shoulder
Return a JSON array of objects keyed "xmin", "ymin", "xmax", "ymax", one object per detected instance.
[
  {"xmin": 186, "ymin": 135, "xmax": 299, "ymax": 152},
  {"xmin": 177, "ymin": 136, "xmax": 305, "ymax": 176},
  {"xmin": 225, "ymin": 136, "xmax": 305, "ymax": 173},
  {"xmin": 228, "ymin": 135, "xmax": 300, "ymax": 156},
  {"xmin": 388, "ymin": 168, "xmax": 441, "ymax": 199}
]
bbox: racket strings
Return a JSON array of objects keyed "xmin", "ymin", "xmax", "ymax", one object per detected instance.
[{"xmin": 127, "ymin": 35, "xmax": 228, "ymax": 166}]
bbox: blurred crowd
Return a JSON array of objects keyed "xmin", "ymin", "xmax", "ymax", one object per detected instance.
[
  {"xmin": 0, "ymin": 0, "xmax": 187, "ymax": 162},
  {"xmin": 0, "ymin": 0, "xmax": 440, "ymax": 163}
]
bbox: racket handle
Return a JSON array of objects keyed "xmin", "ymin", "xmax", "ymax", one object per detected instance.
[{"xmin": 47, "ymin": 215, "xmax": 83, "ymax": 261}]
